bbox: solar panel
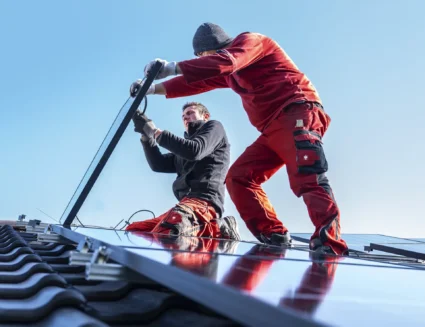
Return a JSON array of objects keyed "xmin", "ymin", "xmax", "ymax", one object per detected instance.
[
  {"xmin": 48, "ymin": 224, "xmax": 425, "ymax": 327},
  {"xmin": 125, "ymin": 247, "xmax": 425, "ymax": 327},
  {"xmin": 71, "ymin": 226, "xmax": 310, "ymax": 255},
  {"xmin": 59, "ymin": 61, "xmax": 163, "ymax": 227},
  {"xmin": 69, "ymin": 227, "xmax": 409, "ymax": 268},
  {"xmin": 369, "ymin": 243, "xmax": 425, "ymax": 260}
]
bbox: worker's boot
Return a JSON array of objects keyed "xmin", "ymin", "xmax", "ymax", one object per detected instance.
[
  {"xmin": 309, "ymin": 238, "xmax": 335, "ymax": 255},
  {"xmin": 260, "ymin": 231, "xmax": 292, "ymax": 247},
  {"xmin": 219, "ymin": 216, "xmax": 241, "ymax": 241}
]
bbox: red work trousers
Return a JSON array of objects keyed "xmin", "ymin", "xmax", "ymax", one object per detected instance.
[
  {"xmin": 125, "ymin": 197, "xmax": 221, "ymax": 238},
  {"xmin": 225, "ymin": 102, "xmax": 348, "ymax": 255}
]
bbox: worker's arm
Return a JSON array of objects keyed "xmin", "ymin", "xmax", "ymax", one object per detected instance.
[
  {"xmin": 154, "ymin": 75, "xmax": 228, "ymax": 98},
  {"xmin": 157, "ymin": 120, "xmax": 225, "ymax": 161},
  {"xmin": 177, "ymin": 33, "xmax": 264, "ymax": 84},
  {"xmin": 141, "ymin": 136, "xmax": 177, "ymax": 173}
]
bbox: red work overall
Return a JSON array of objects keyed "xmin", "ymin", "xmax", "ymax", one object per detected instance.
[
  {"xmin": 225, "ymin": 102, "xmax": 348, "ymax": 255},
  {"xmin": 126, "ymin": 197, "xmax": 221, "ymax": 238}
]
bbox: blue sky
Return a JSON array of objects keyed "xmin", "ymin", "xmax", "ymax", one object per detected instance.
[{"xmin": 1, "ymin": 1, "xmax": 424, "ymax": 241}]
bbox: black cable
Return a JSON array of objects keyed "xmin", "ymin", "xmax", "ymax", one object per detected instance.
[{"xmin": 120, "ymin": 209, "xmax": 156, "ymax": 230}]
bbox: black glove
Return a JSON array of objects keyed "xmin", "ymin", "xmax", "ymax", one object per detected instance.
[{"xmin": 132, "ymin": 110, "xmax": 158, "ymax": 139}]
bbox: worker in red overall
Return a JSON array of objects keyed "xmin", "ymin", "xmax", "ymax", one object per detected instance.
[{"xmin": 130, "ymin": 23, "xmax": 348, "ymax": 255}]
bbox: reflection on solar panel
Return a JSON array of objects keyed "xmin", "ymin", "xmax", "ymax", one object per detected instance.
[
  {"xmin": 44, "ymin": 224, "xmax": 425, "ymax": 326},
  {"xmin": 129, "ymin": 247, "xmax": 425, "ymax": 327}
]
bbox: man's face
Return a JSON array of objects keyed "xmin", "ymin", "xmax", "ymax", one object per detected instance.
[
  {"xmin": 182, "ymin": 106, "xmax": 209, "ymax": 131},
  {"xmin": 197, "ymin": 50, "xmax": 217, "ymax": 57}
]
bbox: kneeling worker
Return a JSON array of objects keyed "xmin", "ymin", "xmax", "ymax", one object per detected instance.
[{"xmin": 126, "ymin": 101, "xmax": 240, "ymax": 241}]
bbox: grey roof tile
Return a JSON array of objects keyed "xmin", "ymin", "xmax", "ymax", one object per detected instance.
[
  {"xmin": 0, "ymin": 247, "xmax": 34, "ymax": 262},
  {"xmin": 0, "ymin": 262, "xmax": 53, "ymax": 283},
  {"xmin": 0, "ymin": 273, "xmax": 67, "ymax": 299},
  {"xmin": 0, "ymin": 240, "xmax": 27, "ymax": 254},
  {"xmin": 0, "ymin": 308, "xmax": 109, "ymax": 327},
  {"xmin": 0, "ymin": 254, "xmax": 41, "ymax": 271},
  {"xmin": 0, "ymin": 286, "xmax": 86, "ymax": 323},
  {"xmin": 75, "ymin": 281, "xmax": 155, "ymax": 301}
]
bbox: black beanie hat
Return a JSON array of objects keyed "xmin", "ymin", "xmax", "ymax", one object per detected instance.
[{"xmin": 192, "ymin": 23, "xmax": 233, "ymax": 55}]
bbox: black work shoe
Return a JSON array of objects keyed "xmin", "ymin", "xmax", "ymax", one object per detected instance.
[
  {"xmin": 313, "ymin": 245, "xmax": 335, "ymax": 255},
  {"xmin": 260, "ymin": 232, "xmax": 292, "ymax": 247},
  {"xmin": 219, "ymin": 216, "xmax": 241, "ymax": 241},
  {"xmin": 310, "ymin": 238, "xmax": 336, "ymax": 255}
]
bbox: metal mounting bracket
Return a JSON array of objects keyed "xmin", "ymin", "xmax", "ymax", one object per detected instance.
[
  {"xmin": 69, "ymin": 237, "xmax": 95, "ymax": 265},
  {"xmin": 37, "ymin": 232, "xmax": 75, "ymax": 244},
  {"xmin": 85, "ymin": 246, "xmax": 142, "ymax": 281}
]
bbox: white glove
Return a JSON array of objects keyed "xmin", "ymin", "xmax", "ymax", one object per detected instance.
[
  {"xmin": 144, "ymin": 58, "xmax": 177, "ymax": 80},
  {"xmin": 129, "ymin": 79, "xmax": 155, "ymax": 98}
]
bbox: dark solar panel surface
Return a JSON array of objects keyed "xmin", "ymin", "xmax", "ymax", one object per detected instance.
[{"xmin": 128, "ymin": 246, "xmax": 425, "ymax": 327}]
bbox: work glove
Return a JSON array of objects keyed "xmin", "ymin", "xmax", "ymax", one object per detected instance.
[
  {"xmin": 144, "ymin": 58, "xmax": 177, "ymax": 80},
  {"xmin": 132, "ymin": 110, "xmax": 158, "ymax": 139},
  {"xmin": 129, "ymin": 79, "xmax": 155, "ymax": 98}
]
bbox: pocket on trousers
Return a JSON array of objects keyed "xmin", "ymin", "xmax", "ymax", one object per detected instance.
[
  {"xmin": 158, "ymin": 206, "xmax": 199, "ymax": 236},
  {"xmin": 293, "ymin": 130, "xmax": 328, "ymax": 174}
]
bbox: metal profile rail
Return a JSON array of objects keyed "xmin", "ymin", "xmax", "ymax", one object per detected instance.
[{"xmin": 51, "ymin": 224, "xmax": 328, "ymax": 327}]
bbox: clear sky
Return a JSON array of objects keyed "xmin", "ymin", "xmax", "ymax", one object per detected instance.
[{"xmin": 1, "ymin": 1, "xmax": 424, "ymax": 241}]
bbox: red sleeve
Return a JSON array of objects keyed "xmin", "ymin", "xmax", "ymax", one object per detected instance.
[
  {"xmin": 178, "ymin": 33, "xmax": 264, "ymax": 84},
  {"xmin": 162, "ymin": 75, "xmax": 228, "ymax": 99}
]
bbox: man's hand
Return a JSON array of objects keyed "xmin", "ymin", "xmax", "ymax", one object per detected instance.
[
  {"xmin": 132, "ymin": 110, "xmax": 159, "ymax": 139},
  {"xmin": 144, "ymin": 58, "xmax": 177, "ymax": 80},
  {"xmin": 129, "ymin": 79, "xmax": 155, "ymax": 98}
]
